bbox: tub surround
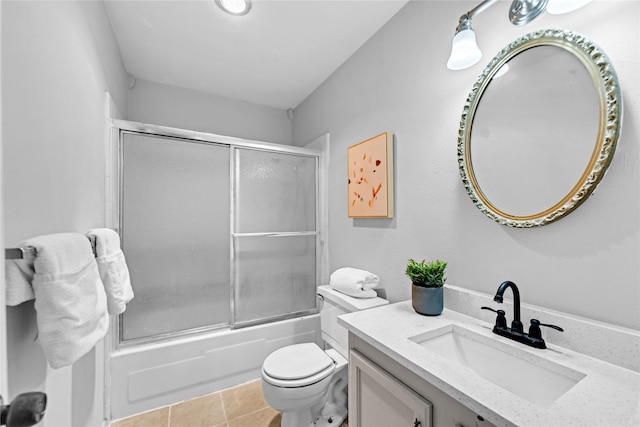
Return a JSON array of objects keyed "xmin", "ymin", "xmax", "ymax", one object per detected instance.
[{"xmin": 339, "ymin": 285, "xmax": 640, "ymax": 427}]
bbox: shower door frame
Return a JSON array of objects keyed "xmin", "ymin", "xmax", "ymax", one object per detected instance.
[{"xmin": 111, "ymin": 119, "xmax": 325, "ymax": 348}]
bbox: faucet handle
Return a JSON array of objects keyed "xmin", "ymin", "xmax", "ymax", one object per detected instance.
[
  {"xmin": 529, "ymin": 319, "xmax": 564, "ymax": 339},
  {"xmin": 481, "ymin": 306, "xmax": 507, "ymax": 328}
]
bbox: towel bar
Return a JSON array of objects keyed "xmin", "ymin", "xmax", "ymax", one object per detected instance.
[
  {"xmin": 4, "ymin": 247, "xmax": 37, "ymax": 260},
  {"xmin": 4, "ymin": 235, "xmax": 98, "ymax": 260}
]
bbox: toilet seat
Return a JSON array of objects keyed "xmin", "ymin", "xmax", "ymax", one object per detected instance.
[{"xmin": 262, "ymin": 343, "xmax": 336, "ymax": 388}]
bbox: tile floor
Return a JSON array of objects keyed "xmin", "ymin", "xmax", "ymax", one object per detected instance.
[{"xmin": 110, "ymin": 379, "xmax": 348, "ymax": 427}]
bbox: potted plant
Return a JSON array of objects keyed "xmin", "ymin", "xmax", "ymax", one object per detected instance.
[{"xmin": 405, "ymin": 259, "xmax": 447, "ymax": 316}]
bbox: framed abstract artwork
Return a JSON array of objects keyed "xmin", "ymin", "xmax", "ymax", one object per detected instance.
[{"xmin": 348, "ymin": 132, "xmax": 394, "ymax": 218}]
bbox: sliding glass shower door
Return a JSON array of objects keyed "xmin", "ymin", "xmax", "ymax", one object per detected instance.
[
  {"xmin": 119, "ymin": 131, "xmax": 319, "ymax": 344},
  {"xmin": 120, "ymin": 134, "xmax": 231, "ymax": 342},
  {"xmin": 233, "ymin": 148, "xmax": 318, "ymax": 327}
]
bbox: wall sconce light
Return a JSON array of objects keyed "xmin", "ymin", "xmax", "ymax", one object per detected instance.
[
  {"xmin": 216, "ymin": 0, "xmax": 252, "ymax": 16},
  {"xmin": 447, "ymin": 0, "xmax": 592, "ymax": 70}
]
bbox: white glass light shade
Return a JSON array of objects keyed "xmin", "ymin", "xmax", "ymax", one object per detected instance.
[
  {"xmin": 546, "ymin": 0, "xmax": 592, "ymax": 14},
  {"xmin": 447, "ymin": 29, "xmax": 482, "ymax": 70},
  {"xmin": 216, "ymin": 0, "xmax": 251, "ymax": 15}
]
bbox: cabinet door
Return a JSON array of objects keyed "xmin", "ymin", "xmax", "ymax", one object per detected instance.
[{"xmin": 350, "ymin": 350, "xmax": 432, "ymax": 427}]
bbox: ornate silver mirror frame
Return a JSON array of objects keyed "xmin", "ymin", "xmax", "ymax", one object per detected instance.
[{"xmin": 457, "ymin": 29, "xmax": 622, "ymax": 227}]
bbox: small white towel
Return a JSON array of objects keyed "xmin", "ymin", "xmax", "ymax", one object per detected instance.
[
  {"xmin": 330, "ymin": 267, "xmax": 380, "ymax": 298},
  {"xmin": 86, "ymin": 228, "xmax": 134, "ymax": 315},
  {"xmin": 13, "ymin": 233, "xmax": 109, "ymax": 369}
]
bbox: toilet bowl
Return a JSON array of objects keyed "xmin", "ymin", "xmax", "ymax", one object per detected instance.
[
  {"xmin": 262, "ymin": 344, "xmax": 347, "ymax": 427},
  {"xmin": 261, "ymin": 286, "xmax": 388, "ymax": 427}
]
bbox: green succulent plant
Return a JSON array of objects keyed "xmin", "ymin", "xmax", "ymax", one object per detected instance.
[{"xmin": 405, "ymin": 259, "xmax": 448, "ymax": 288}]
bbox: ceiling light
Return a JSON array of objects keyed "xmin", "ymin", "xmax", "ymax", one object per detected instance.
[
  {"xmin": 216, "ymin": 0, "xmax": 251, "ymax": 16},
  {"xmin": 546, "ymin": 0, "xmax": 593, "ymax": 14},
  {"xmin": 447, "ymin": 0, "xmax": 592, "ymax": 70}
]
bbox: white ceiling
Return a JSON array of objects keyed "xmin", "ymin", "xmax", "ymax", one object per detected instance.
[{"xmin": 105, "ymin": 0, "xmax": 409, "ymax": 110}]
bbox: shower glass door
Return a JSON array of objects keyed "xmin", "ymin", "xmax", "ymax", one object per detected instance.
[
  {"xmin": 120, "ymin": 133, "xmax": 231, "ymax": 341},
  {"xmin": 118, "ymin": 131, "xmax": 320, "ymax": 344},
  {"xmin": 232, "ymin": 148, "xmax": 318, "ymax": 327}
]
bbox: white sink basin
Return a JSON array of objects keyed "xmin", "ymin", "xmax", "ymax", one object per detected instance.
[{"xmin": 409, "ymin": 324, "xmax": 586, "ymax": 406}]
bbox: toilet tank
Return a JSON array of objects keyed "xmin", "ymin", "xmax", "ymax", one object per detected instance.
[{"xmin": 317, "ymin": 285, "xmax": 388, "ymax": 358}]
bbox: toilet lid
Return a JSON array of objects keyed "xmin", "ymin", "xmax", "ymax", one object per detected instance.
[{"xmin": 263, "ymin": 343, "xmax": 334, "ymax": 381}]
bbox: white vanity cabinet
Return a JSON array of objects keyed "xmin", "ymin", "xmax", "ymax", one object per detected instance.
[
  {"xmin": 349, "ymin": 350, "xmax": 432, "ymax": 427},
  {"xmin": 349, "ymin": 334, "xmax": 496, "ymax": 427}
]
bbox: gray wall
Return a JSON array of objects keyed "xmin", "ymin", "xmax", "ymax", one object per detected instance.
[
  {"xmin": 128, "ymin": 78, "xmax": 294, "ymax": 145},
  {"xmin": 293, "ymin": 0, "xmax": 640, "ymax": 330},
  {"xmin": 2, "ymin": 1, "xmax": 129, "ymax": 425}
]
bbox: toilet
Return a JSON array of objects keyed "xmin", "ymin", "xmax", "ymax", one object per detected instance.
[{"xmin": 261, "ymin": 285, "xmax": 388, "ymax": 427}]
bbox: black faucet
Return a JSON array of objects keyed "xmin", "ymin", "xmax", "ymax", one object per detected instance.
[
  {"xmin": 494, "ymin": 280, "xmax": 523, "ymax": 333},
  {"xmin": 481, "ymin": 280, "xmax": 563, "ymax": 349}
]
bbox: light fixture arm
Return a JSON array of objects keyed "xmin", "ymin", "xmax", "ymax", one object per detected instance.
[
  {"xmin": 455, "ymin": 0, "xmax": 551, "ymax": 32},
  {"xmin": 454, "ymin": 0, "xmax": 498, "ymax": 34},
  {"xmin": 454, "ymin": 15, "xmax": 471, "ymax": 34},
  {"xmin": 466, "ymin": 0, "xmax": 500, "ymax": 21}
]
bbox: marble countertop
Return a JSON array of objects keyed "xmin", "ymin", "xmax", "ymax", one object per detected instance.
[{"xmin": 339, "ymin": 301, "xmax": 640, "ymax": 427}]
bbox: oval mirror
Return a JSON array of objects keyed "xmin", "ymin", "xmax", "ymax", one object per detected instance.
[{"xmin": 458, "ymin": 29, "xmax": 622, "ymax": 227}]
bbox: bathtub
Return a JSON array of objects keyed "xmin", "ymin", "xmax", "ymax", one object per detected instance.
[{"xmin": 109, "ymin": 314, "xmax": 321, "ymax": 420}]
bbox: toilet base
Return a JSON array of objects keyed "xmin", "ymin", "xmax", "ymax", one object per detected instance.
[
  {"xmin": 280, "ymin": 409, "xmax": 315, "ymax": 427},
  {"xmin": 264, "ymin": 376, "xmax": 343, "ymax": 427},
  {"xmin": 312, "ymin": 373, "xmax": 348, "ymax": 426},
  {"xmin": 313, "ymin": 408, "xmax": 347, "ymax": 427},
  {"xmin": 279, "ymin": 368, "xmax": 348, "ymax": 427},
  {"xmin": 280, "ymin": 406, "xmax": 347, "ymax": 427}
]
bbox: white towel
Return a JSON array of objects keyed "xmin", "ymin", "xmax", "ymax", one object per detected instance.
[
  {"xmin": 330, "ymin": 267, "xmax": 380, "ymax": 298},
  {"xmin": 14, "ymin": 233, "xmax": 109, "ymax": 369},
  {"xmin": 86, "ymin": 228, "xmax": 134, "ymax": 315}
]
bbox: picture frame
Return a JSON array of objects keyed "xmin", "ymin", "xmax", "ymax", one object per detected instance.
[{"xmin": 348, "ymin": 132, "xmax": 394, "ymax": 218}]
